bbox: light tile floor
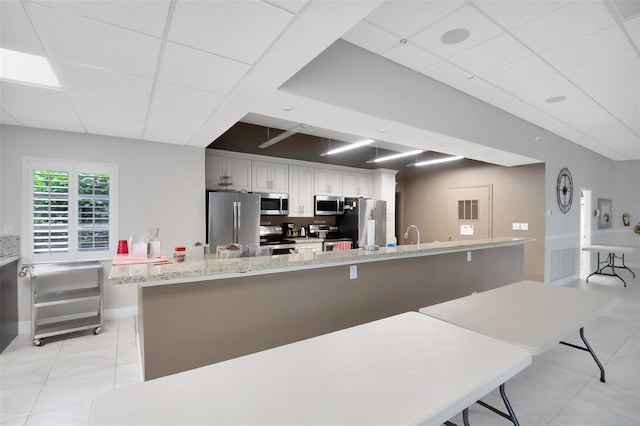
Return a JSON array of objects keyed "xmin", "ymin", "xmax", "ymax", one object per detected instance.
[{"xmin": 0, "ymin": 271, "xmax": 638, "ymax": 425}]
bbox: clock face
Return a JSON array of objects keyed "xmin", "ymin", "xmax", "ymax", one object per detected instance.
[{"xmin": 556, "ymin": 167, "xmax": 573, "ymax": 214}]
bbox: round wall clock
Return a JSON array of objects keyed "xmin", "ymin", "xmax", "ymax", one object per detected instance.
[{"xmin": 556, "ymin": 167, "xmax": 573, "ymax": 214}]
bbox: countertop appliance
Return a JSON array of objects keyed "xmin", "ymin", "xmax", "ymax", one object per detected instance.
[
  {"xmin": 260, "ymin": 225, "xmax": 297, "ymax": 255},
  {"xmin": 308, "ymin": 224, "xmax": 338, "ymax": 239},
  {"xmin": 337, "ymin": 198, "xmax": 386, "ymax": 248},
  {"xmin": 282, "ymin": 222, "xmax": 295, "ymax": 238},
  {"xmin": 314, "ymin": 195, "xmax": 345, "ymax": 216},
  {"xmin": 207, "ymin": 191, "xmax": 260, "ymax": 249},
  {"xmin": 257, "ymin": 192, "xmax": 289, "ymax": 215}
]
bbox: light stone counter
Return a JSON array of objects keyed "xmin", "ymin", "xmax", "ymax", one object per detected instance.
[{"xmin": 109, "ymin": 237, "xmax": 530, "ymax": 287}]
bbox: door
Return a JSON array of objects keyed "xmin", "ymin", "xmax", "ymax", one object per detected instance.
[
  {"xmin": 447, "ymin": 185, "xmax": 493, "ymax": 241},
  {"xmin": 237, "ymin": 193, "xmax": 260, "ymax": 246},
  {"xmin": 580, "ymin": 189, "xmax": 592, "ymax": 278},
  {"xmin": 208, "ymin": 192, "xmax": 236, "ymax": 248}
]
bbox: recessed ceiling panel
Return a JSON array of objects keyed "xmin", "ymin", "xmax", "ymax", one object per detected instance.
[
  {"xmin": 58, "ymin": 62, "xmax": 154, "ymax": 104},
  {"xmin": 472, "ymin": 0, "xmax": 572, "ymax": 30},
  {"xmin": 581, "ymin": 70, "xmax": 639, "ymax": 132},
  {"xmin": 26, "ymin": 3, "xmax": 161, "ymax": 78},
  {"xmin": 342, "ymin": 21, "xmax": 400, "ymax": 55},
  {"xmin": 145, "ymin": 122, "xmax": 198, "ymax": 145},
  {"xmin": 0, "ymin": 1, "xmax": 46, "ymax": 55},
  {"xmin": 411, "ymin": 5, "xmax": 503, "ymax": 59},
  {"xmin": 169, "ymin": 0, "xmax": 293, "ymax": 64},
  {"xmin": 32, "ymin": 0, "xmax": 171, "ymax": 37},
  {"xmin": 382, "ymin": 42, "xmax": 440, "ymax": 71},
  {"xmin": 562, "ymin": 49, "xmax": 639, "ymax": 85},
  {"xmin": 511, "ymin": 0, "xmax": 616, "ymax": 51},
  {"xmin": 81, "ymin": 114, "xmax": 144, "ymax": 140},
  {"xmin": 3, "ymin": 102, "xmax": 84, "ymax": 131},
  {"xmin": 480, "ymin": 55, "xmax": 555, "ymax": 91},
  {"xmin": 152, "ymin": 82, "xmax": 224, "ymax": 115},
  {"xmin": 421, "ymin": 61, "xmax": 471, "ymax": 84},
  {"xmin": 159, "ymin": 43, "xmax": 250, "ymax": 94},
  {"xmin": 448, "ymin": 33, "xmax": 530, "ymax": 75},
  {"xmin": 365, "ymin": 0, "xmax": 465, "ymax": 38},
  {"xmin": 70, "ymin": 93, "xmax": 148, "ymax": 122},
  {"xmin": 0, "ymin": 81, "xmax": 73, "ymax": 110},
  {"xmin": 505, "ymin": 72, "xmax": 573, "ymax": 102},
  {"xmin": 147, "ymin": 105, "xmax": 208, "ymax": 131}
]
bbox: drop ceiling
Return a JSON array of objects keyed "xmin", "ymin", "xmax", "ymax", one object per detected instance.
[{"xmin": 1, "ymin": 0, "xmax": 638, "ymax": 165}]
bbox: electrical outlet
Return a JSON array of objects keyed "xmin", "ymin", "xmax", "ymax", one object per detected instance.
[
  {"xmin": 512, "ymin": 223, "xmax": 520, "ymax": 231},
  {"xmin": 520, "ymin": 223, "xmax": 529, "ymax": 231},
  {"xmin": 466, "ymin": 251, "xmax": 472, "ymax": 262},
  {"xmin": 350, "ymin": 265, "xmax": 357, "ymax": 280}
]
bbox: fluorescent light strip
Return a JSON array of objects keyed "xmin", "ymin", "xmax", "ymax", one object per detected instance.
[
  {"xmin": 324, "ymin": 139, "xmax": 374, "ymax": 156},
  {"xmin": 0, "ymin": 48, "xmax": 60, "ymax": 88},
  {"xmin": 414, "ymin": 155, "xmax": 464, "ymax": 167},
  {"xmin": 371, "ymin": 149, "xmax": 423, "ymax": 163}
]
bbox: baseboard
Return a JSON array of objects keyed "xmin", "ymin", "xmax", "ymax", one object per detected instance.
[
  {"xmin": 549, "ymin": 274, "xmax": 580, "ymax": 286},
  {"xmin": 18, "ymin": 305, "xmax": 138, "ymax": 335}
]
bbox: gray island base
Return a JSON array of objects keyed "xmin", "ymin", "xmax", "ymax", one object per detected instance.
[{"xmin": 111, "ymin": 238, "xmax": 529, "ymax": 380}]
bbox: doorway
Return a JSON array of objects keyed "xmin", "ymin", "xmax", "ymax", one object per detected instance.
[
  {"xmin": 580, "ymin": 189, "xmax": 592, "ymax": 278},
  {"xmin": 447, "ymin": 185, "xmax": 493, "ymax": 241}
]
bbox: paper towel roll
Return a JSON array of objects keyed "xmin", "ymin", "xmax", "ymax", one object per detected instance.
[{"xmin": 366, "ymin": 219, "xmax": 376, "ymax": 247}]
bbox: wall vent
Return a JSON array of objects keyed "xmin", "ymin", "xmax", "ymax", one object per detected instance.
[{"xmin": 550, "ymin": 247, "xmax": 579, "ymax": 281}]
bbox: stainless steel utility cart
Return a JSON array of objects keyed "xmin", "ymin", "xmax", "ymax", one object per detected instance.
[{"xmin": 28, "ymin": 261, "xmax": 104, "ymax": 346}]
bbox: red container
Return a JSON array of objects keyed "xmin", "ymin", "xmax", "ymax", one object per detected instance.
[{"xmin": 116, "ymin": 239, "xmax": 129, "ymax": 255}]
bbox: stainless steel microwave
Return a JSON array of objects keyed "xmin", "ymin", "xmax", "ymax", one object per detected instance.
[
  {"xmin": 314, "ymin": 195, "xmax": 345, "ymax": 215},
  {"xmin": 257, "ymin": 193, "xmax": 289, "ymax": 215}
]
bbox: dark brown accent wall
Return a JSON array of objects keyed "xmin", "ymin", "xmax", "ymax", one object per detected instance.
[{"xmin": 139, "ymin": 244, "xmax": 524, "ymax": 380}]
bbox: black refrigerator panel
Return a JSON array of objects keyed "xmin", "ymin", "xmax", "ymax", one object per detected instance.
[{"xmin": 337, "ymin": 198, "xmax": 360, "ymax": 247}]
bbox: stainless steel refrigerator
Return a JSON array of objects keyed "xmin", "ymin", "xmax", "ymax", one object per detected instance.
[
  {"xmin": 206, "ymin": 191, "xmax": 260, "ymax": 249},
  {"xmin": 338, "ymin": 198, "xmax": 386, "ymax": 248}
]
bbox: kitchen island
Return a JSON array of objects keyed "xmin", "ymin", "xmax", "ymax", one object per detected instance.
[{"xmin": 113, "ymin": 237, "xmax": 531, "ymax": 380}]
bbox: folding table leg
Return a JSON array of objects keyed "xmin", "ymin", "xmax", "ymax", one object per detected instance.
[
  {"xmin": 475, "ymin": 383, "xmax": 520, "ymax": 425},
  {"xmin": 559, "ymin": 327, "xmax": 606, "ymax": 382}
]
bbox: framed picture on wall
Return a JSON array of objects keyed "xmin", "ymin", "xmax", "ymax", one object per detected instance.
[{"xmin": 597, "ymin": 198, "xmax": 612, "ymax": 229}]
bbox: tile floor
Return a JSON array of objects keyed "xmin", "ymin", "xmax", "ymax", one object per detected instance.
[{"xmin": 0, "ymin": 271, "xmax": 638, "ymax": 425}]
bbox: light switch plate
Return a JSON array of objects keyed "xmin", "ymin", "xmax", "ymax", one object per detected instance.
[
  {"xmin": 466, "ymin": 251, "xmax": 472, "ymax": 262},
  {"xmin": 512, "ymin": 223, "xmax": 521, "ymax": 230},
  {"xmin": 350, "ymin": 265, "xmax": 357, "ymax": 280},
  {"xmin": 520, "ymin": 223, "xmax": 529, "ymax": 231}
]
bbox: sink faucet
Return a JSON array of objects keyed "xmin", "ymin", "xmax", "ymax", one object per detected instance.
[{"xmin": 403, "ymin": 225, "xmax": 421, "ymax": 245}]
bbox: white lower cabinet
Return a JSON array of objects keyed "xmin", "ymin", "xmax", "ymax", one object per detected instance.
[
  {"xmin": 288, "ymin": 165, "xmax": 314, "ymax": 217},
  {"xmin": 295, "ymin": 242, "xmax": 323, "ymax": 253}
]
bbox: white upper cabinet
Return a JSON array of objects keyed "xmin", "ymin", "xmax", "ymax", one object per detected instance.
[
  {"xmin": 252, "ymin": 161, "xmax": 288, "ymax": 193},
  {"xmin": 342, "ymin": 172, "xmax": 373, "ymax": 198},
  {"xmin": 288, "ymin": 165, "xmax": 314, "ymax": 217},
  {"xmin": 314, "ymin": 168, "xmax": 342, "ymax": 195},
  {"xmin": 206, "ymin": 155, "xmax": 251, "ymax": 191}
]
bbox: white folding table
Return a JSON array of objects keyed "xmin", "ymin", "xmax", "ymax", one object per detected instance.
[
  {"xmin": 582, "ymin": 244, "xmax": 636, "ymax": 286},
  {"xmin": 420, "ymin": 280, "xmax": 619, "ymax": 425},
  {"xmin": 90, "ymin": 312, "xmax": 531, "ymax": 426}
]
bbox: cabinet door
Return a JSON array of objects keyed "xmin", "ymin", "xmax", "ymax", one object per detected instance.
[
  {"xmin": 226, "ymin": 157, "xmax": 251, "ymax": 191},
  {"xmin": 289, "ymin": 166, "xmax": 314, "ymax": 217},
  {"xmin": 206, "ymin": 156, "xmax": 226, "ymax": 189},
  {"xmin": 315, "ymin": 168, "xmax": 342, "ymax": 195},
  {"xmin": 251, "ymin": 161, "xmax": 272, "ymax": 192},
  {"xmin": 343, "ymin": 172, "xmax": 372, "ymax": 197},
  {"xmin": 269, "ymin": 162, "xmax": 289, "ymax": 193}
]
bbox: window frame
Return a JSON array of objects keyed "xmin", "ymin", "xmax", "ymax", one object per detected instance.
[{"xmin": 24, "ymin": 157, "xmax": 118, "ymax": 263}]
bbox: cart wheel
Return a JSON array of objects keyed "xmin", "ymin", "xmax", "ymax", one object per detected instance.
[
  {"xmin": 93, "ymin": 327, "xmax": 102, "ymax": 335},
  {"xmin": 34, "ymin": 338, "xmax": 43, "ymax": 347}
]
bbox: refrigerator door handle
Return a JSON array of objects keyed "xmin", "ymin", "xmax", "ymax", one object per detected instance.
[
  {"xmin": 236, "ymin": 201, "xmax": 242, "ymax": 240},
  {"xmin": 232, "ymin": 201, "xmax": 238, "ymax": 243}
]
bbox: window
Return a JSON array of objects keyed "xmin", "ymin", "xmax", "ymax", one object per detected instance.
[
  {"xmin": 26, "ymin": 159, "xmax": 117, "ymax": 261},
  {"xmin": 458, "ymin": 199, "xmax": 479, "ymax": 221}
]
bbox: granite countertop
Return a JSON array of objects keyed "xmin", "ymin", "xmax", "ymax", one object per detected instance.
[
  {"xmin": 109, "ymin": 237, "xmax": 531, "ymax": 287},
  {"xmin": 0, "ymin": 256, "xmax": 20, "ymax": 268}
]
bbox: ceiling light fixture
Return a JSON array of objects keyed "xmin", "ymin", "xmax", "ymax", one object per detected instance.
[
  {"xmin": 414, "ymin": 155, "xmax": 464, "ymax": 167},
  {"xmin": 440, "ymin": 28, "xmax": 470, "ymax": 45},
  {"xmin": 545, "ymin": 96, "xmax": 567, "ymax": 103},
  {"xmin": 367, "ymin": 149, "xmax": 423, "ymax": 163},
  {"xmin": 0, "ymin": 48, "xmax": 60, "ymax": 88},
  {"xmin": 321, "ymin": 139, "xmax": 374, "ymax": 156},
  {"xmin": 258, "ymin": 124, "xmax": 309, "ymax": 149}
]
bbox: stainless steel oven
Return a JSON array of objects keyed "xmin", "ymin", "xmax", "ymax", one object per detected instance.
[
  {"xmin": 314, "ymin": 195, "xmax": 345, "ymax": 215},
  {"xmin": 257, "ymin": 193, "xmax": 289, "ymax": 215}
]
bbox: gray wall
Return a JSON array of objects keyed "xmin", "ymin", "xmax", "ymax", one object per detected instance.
[
  {"xmin": 0, "ymin": 124, "xmax": 206, "ymax": 323},
  {"xmin": 398, "ymin": 162, "xmax": 545, "ymax": 281},
  {"xmin": 611, "ymin": 160, "xmax": 640, "ymax": 265}
]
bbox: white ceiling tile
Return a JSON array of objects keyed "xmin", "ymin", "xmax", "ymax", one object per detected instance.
[
  {"xmin": 530, "ymin": 88, "xmax": 604, "ymax": 124},
  {"xmin": 32, "ymin": 0, "xmax": 171, "ymax": 37},
  {"xmin": 58, "ymin": 62, "xmax": 153, "ymax": 104},
  {"xmin": 144, "ymin": 123, "xmax": 197, "ymax": 145},
  {"xmin": 2, "ymin": 102, "xmax": 83, "ymax": 130},
  {"xmin": 342, "ymin": 21, "xmax": 400, "ymax": 55},
  {"xmin": 449, "ymin": 75, "xmax": 497, "ymax": 97},
  {"xmin": 159, "ymin": 43, "xmax": 250, "ymax": 94},
  {"xmin": 411, "ymin": 5, "xmax": 504, "ymax": 59},
  {"xmin": 70, "ymin": 93, "xmax": 148, "ymax": 122},
  {"xmin": 365, "ymin": 0, "xmax": 465, "ymax": 38},
  {"xmin": 511, "ymin": 0, "xmax": 617, "ymax": 51},
  {"xmin": 581, "ymin": 70, "xmax": 639, "ymax": 132},
  {"xmin": 480, "ymin": 55, "xmax": 556, "ymax": 91},
  {"xmin": 624, "ymin": 15, "xmax": 640, "ymax": 49},
  {"xmin": 421, "ymin": 61, "xmax": 472, "ymax": 84},
  {"xmin": 264, "ymin": 0, "xmax": 309, "ymax": 14},
  {"xmin": 448, "ymin": 33, "xmax": 530, "ymax": 75},
  {"xmin": 0, "ymin": 0, "xmax": 46, "ymax": 55},
  {"xmin": 580, "ymin": 116, "xmax": 639, "ymax": 157},
  {"xmin": 1, "ymin": 108, "xmax": 20, "ymax": 125},
  {"xmin": 169, "ymin": 1, "xmax": 293, "ymax": 64},
  {"xmin": 472, "ymin": 1, "xmax": 573, "ymax": 30},
  {"xmin": 81, "ymin": 114, "xmax": 144, "ymax": 140},
  {"xmin": 0, "ymin": 81, "xmax": 73, "ymax": 110},
  {"xmin": 382, "ymin": 42, "xmax": 440, "ymax": 71},
  {"xmin": 507, "ymin": 72, "xmax": 574, "ymax": 101},
  {"xmin": 26, "ymin": 3, "xmax": 161, "ymax": 78},
  {"xmin": 152, "ymin": 82, "xmax": 224, "ymax": 115},
  {"xmin": 147, "ymin": 106, "xmax": 208, "ymax": 131},
  {"xmin": 476, "ymin": 89, "xmax": 521, "ymax": 111},
  {"xmin": 540, "ymin": 25, "xmax": 631, "ymax": 71},
  {"xmin": 562, "ymin": 49, "xmax": 639, "ymax": 85}
]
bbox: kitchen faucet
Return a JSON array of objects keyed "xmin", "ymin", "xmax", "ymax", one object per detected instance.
[{"xmin": 403, "ymin": 225, "xmax": 421, "ymax": 245}]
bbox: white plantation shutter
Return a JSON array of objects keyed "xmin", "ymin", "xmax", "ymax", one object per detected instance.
[
  {"xmin": 77, "ymin": 172, "xmax": 110, "ymax": 251},
  {"xmin": 33, "ymin": 170, "xmax": 70, "ymax": 254}
]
